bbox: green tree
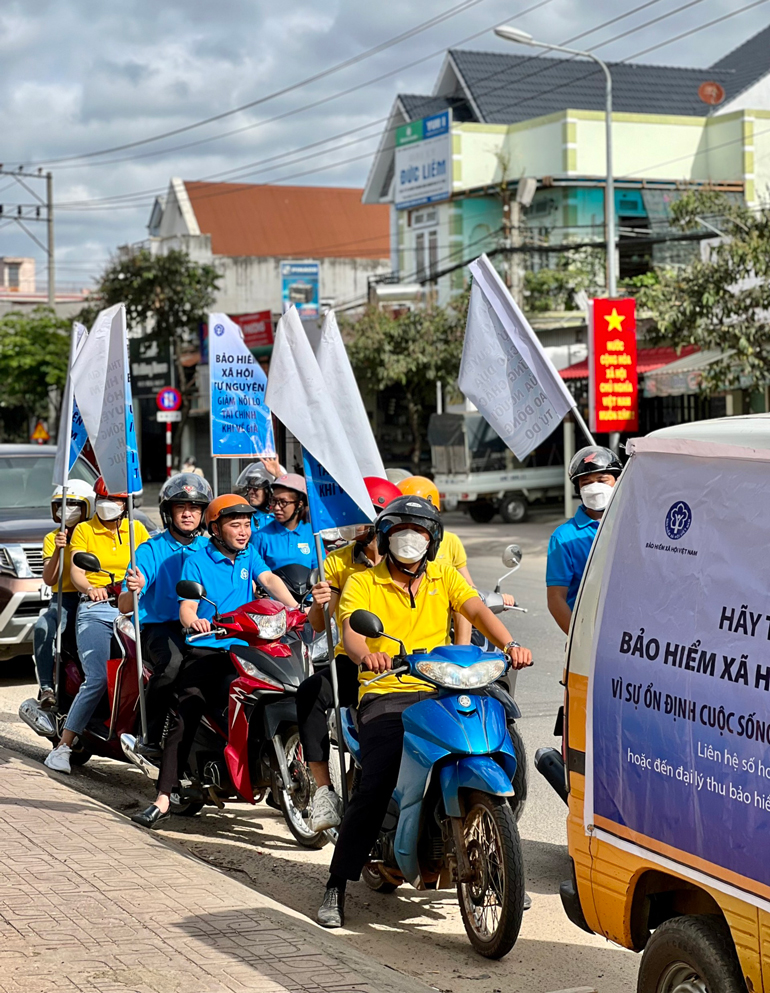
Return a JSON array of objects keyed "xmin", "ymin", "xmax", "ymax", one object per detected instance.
[
  {"xmin": 637, "ymin": 190, "xmax": 770, "ymax": 395},
  {"xmin": 524, "ymin": 246, "xmax": 605, "ymax": 312},
  {"xmin": 345, "ymin": 292, "xmax": 469, "ymax": 466},
  {"xmin": 0, "ymin": 307, "xmax": 71, "ymax": 438},
  {"xmin": 81, "ymin": 248, "xmax": 221, "ymax": 458}
]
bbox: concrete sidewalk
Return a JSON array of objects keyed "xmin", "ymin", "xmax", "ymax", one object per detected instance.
[{"xmin": 0, "ymin": 746, "xmax": 433, "ymax": 993}]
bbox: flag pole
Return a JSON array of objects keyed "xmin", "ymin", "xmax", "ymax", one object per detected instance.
[
  {"xmin": 126, "ymin": 485, "xmax": 148, "ymax": 741},
  {"xmin": 54, "ymin": 324, "xmax": 80, "ymax": 695},
  {"xmin": 312, "ymin": 530, "xmax": 349, "ymax": 810},
  {"xmin": 572, "ymin": 407, "xmax": 597, "ymax": 447}
]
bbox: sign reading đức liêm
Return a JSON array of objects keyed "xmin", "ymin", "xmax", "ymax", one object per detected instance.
[
  {"xmin": 394, "ymin": 111, "xmax": 452, "ymax": 210},
  {"xmin": 589, "ymin": 297, "xmax": 638, "ymax": 433}
]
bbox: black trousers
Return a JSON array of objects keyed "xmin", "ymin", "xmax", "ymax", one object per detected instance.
[
  {"xmin": 142, "ymin": 621, "xmax": 187, "ymax": 744},
  {"xmin": 157, "ymin": 649, "xmax": 235, "ymax": 795},
  {"xmin": 296, "ymin": 655, "xmax": 360, "ymax": 764},
  {"xmin": 329, "ymin": 711, "xmax": 405, "ymax": 881}
]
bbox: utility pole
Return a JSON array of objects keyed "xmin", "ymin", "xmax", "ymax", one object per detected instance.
[
  {"xmin": 0, "ymin": 167, "xmax": 54, "ymax": 304},
  {"xmin": 500, "ymin": 188, "xmax": 523, "ymax": 309},
  {"xmin": 46, "ymin": 172, "xmax": 54, "ymax": 306}
]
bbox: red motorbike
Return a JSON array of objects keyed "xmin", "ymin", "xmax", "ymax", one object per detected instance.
[
  {"xmin": 120, "ymin": 578, "xmax": 329, "ymax": 848},
  {"xmin": 19, "ymin": 550, "xmax": 147, "ymax": 766}
]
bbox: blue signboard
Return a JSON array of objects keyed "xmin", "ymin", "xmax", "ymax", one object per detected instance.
[
  {"xmin": 303, "ymin": 450, "xmax": 371, "ymax": 532},
  {"xmin": 281, "ymin": 261, "xmax": 320, "ymax": 320}
]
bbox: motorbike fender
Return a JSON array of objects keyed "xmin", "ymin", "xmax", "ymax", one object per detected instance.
[
  {"xmin": 225, "ymin": 677, "xmax": 257, "ymax": 803},
  {"xmin": 439, "ymin": 754, "xmax": 516, "ymax": 818},
  {"xmin": 402, "ymin": 694, "xmax": 511, "ymax": 756},
  {"xmin": 340, "ymin": 708, "xmax": 361, "ymax": 766},
  {"xmin": 393, "ymin": 733, "xmax": 450, "ymax": 886}
]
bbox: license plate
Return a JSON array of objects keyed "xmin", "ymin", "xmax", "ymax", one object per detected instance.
[{"xmin": 40, "ymin": 584, "xmax": 52, "ymax": 602}]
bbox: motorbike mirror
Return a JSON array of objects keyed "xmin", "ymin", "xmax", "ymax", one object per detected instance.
[
  {"xmin": 176, "ymin": 580, "xmax": 206, "ymax": 600},
  {"xmin": 349, "ymin": 609, "xmax": 385, "ymax": 639},
  {"xmin": 72, "ymin": 551, "xmax": 102, "ymax": 574},
  {"xmin": 308, "ymin": 568, "xmax": 319, "ymax": 586},
  {"xmin": 502, "ymin": 544, "xmax": 523, "ymax": 569}
]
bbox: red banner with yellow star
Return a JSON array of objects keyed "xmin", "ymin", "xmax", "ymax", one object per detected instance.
[{"xmin": 589, "ymin": 297, "xmax": 638, "ymax": 433}]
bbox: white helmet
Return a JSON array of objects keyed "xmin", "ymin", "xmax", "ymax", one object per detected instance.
[{"xmin": 51, "ymin": 478, "xmax": 96, "ymax": 524}]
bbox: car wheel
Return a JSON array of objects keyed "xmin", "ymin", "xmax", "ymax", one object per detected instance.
[
  {"xmin": 499, "ymin": 495, "xmax": 527, "ymax": 524},
  {"xmin": 469, "ymin": 503, "xmax": 496, "ymax": 523}
]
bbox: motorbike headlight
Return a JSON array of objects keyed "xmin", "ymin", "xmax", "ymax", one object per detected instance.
[
  {"xmin": 415, "ymin": 658, "xmax": 506, "ymax": 689},
  {"xmin": 115, "ymin": 614, "xmax": 136, "ymax": 641},
  {"xmin": 247, "ymin": 609, "xmax": 286, "ymax": 640},
  {"xmin": 0, "ymin": 544, "xmax": 32, "ymax": 578}
]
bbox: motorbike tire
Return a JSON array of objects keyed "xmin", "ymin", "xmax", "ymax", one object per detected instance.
[
  {"xmin": 170, "ymin": 800, "xmax": 205, "ymax": 818},
  {"xmin": 274, "ymin": 728, "xmax": 328, "ymax": 850},
  {"xmin": 457, "ymin": 790, "xmax": 525, "ymax": 959},
  {"xmin": 468, "ymin": 503, "xmax": 496, "ymax": 524},
  {"xmin": 69, "ymin": 746, "xmax": 92, "ymax": 767},
  {"xmin": 362, "ymin": 863, "xmax": 399, "ymax": 894},
  {"xmin": 507, "ymin": 722, "xmax": 528, "ymax": 823}
]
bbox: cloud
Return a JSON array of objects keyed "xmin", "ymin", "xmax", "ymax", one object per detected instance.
[{"xmin": 0, "ymin": 0, "xmax": 764, "ymax": 290}]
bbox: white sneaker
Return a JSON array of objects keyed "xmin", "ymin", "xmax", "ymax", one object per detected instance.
[
  {"xmin": 309, "ymin": 786, "xmax": 343, "ymax": 832},
  {"xmin": 44, "ymin": 744, "xmax": 72, "ymax": 774}
]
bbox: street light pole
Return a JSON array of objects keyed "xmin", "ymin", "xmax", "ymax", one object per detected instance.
[{"xmin": 494, "ymin": 27, "xmax": 617, "ymax": 297}]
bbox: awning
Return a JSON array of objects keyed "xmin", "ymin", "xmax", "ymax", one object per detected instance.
[
  {"xmin": 643, "ymin": 349, "xmax": 727, "ymax": 398},
  {"xmin": 559, "ymin": 345, "xmax": 699, "ymax": 381}
]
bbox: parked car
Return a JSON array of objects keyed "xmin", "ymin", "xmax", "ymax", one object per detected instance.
[{"xmin": 0, "ymin": 445, "xmax": 154, "ymax": 664}]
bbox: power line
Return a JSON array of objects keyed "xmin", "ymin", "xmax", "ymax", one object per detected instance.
[{"xmin": 623, "ymin": 0, "xmax": 770, "ymax": 60}]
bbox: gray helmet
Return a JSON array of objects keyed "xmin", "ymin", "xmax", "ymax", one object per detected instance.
[
  {"xmin": 568, "ymin": 446, "xmax": 623, "ymax": 495},
  {"xmin": 159, "ymin": 472, "xmax": 213, "ymax": 533},
  {"xmin": 234, "ymin": 463, "xmax": 274, "ymax": 501}
]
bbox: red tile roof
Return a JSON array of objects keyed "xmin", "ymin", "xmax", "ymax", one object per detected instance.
[
  {"xmin": 560, "ymin": 345, "xmax": 700, "ymax": 379},
  {"xmin": 184, "ymin": 182, "xmax": 390, "ymax": 260}
]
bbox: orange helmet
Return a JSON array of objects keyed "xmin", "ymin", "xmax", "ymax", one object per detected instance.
[
  {"xmin": 397, "ymin": 475, "xmax": 440, "ymax": 511},
  {"xmin": 204, "ymin": 494, "xmax": 254, "ymax": 531},
  {"xmin": 94, "ymin": 475, "xmax": 129, "ymax": 500}
]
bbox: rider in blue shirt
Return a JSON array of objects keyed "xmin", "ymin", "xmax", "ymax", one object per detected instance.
[
  {"xmin": 546, "ymin": 446, "xmax": 622, "ymax": 634},
  {"xmin": 132, "ymin": 494, "xmax": 298, "ymax": 830},
  {"xmin": 120, "ymin": 473, "xmax": 212, "ymax": 754},
  {"xmin": 251, "ymin": 473, "xmax": 318, "ymax": 570},
  {"xmin": 235, "ymin": 461, "xmax": 278, "ymax": 535}
]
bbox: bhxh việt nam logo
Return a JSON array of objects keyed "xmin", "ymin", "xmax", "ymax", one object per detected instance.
[{"xmin": 665, "ymin": 501, "xmax": 692, "ymax": 540}]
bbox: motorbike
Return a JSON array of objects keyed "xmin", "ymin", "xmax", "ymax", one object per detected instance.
[
  {"xmin": 19, "ymin": 551, "xmax": 145, "ymax": 766},
  {"xmin": 120, "ymin": 579, "xmax": 331, "ymax": 847},
  {"xmin": 341, "ymin": 607, "xmax": 527, "ymax": 960}
]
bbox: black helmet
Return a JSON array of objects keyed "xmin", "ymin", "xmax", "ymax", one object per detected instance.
[
  {"xmin": 159, "ymin": 472, "xmax": 213, "ymax": 533},
  {"xmin": 375, "ymin": 495, "xmax": 444, "ymax": 561},
  {"xmin": 234, "ymin": 463, "xmax": 274, "ymax": 503},
  {"xmin": 568, "ymin": 446, "xmax": 623, "ymax": 495}
]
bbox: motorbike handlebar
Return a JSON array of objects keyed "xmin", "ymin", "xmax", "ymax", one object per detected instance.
[{"xmin": 186, "ymin": 627, "xmax": 226, "ymax": 642}]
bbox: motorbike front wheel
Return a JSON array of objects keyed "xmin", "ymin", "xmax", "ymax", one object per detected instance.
[
  {"xmin": 274, "ymin": 729, "xmax": 328, "ymax": 850},
  {"xmin": 457, "ymin": 790, "xmax": 525, "ymax": 959}
]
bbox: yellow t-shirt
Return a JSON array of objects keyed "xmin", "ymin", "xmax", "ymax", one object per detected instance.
[
  {"xmin": 338, "ymin": 559, "xmax": 478, "ymax": 699},
  {"xmin": 323, "ymin": 543, "xmax": 373, "ymax": 657},
  {"xmin": 70, "ymin": 516, "xmax": 150, "ymax": 588},
  {"xmin": 435, "ymin": 530, "xmax": 467, "ymax": 571},
  {"xmin": 42, "ymin": 529, "xmax": 76, "ymax": 594}
]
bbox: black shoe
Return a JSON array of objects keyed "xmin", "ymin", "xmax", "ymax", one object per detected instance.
[
  {"xmin": 130, "ymin": 804, "xmax": 170, "ymax": 829},
  {"xmin": 38, "ymin": 688, "xmax": 56, "ymax": 710},
  {"xmin": 317, "ymin": 886, "xmax": 345, "ymax": 928},
  {"xmin": 135, "ymin": 739, "xmax": 162, "ymax": 759},
  {"xmin": 523, "ymin": 892, "xmax": 532, "ymax": 911}
]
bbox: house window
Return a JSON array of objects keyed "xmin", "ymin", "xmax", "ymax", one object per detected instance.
[
  {"xmin": 7, "ymin": 264, "xmax": 20, "ymax": 290},
  {"xmin": 415, "ymin": 232, "xmax": 426, "ymax": 282},
  {"xmin": 428, "ymin": 230, "xmax": 439, "ymax": 279}
]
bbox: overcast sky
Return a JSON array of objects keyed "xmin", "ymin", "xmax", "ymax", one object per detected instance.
[{"xmin": 0, "ymin": 0, "xmax": 766, "ymax": 291}]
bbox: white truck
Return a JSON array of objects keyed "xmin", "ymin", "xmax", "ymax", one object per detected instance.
[{"xmin": 428, "ymin": 411, "xmax": 563, "ymax": 523}]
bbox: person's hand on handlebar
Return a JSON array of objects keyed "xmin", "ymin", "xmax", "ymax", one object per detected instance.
[
  {"xmin": 361, "ymin": 651, "xmax": 392, "ymax": 674},
  {"xmin": 86, "ymin": 586, "xmax": 109, "ymax": 602},
  {"xmin": 502, "ymin": 593, "xmax": 516, "ymax": 608},
  {"xmin": 189, "ymin": 617, "xmax": 212, "ymax": 634},
  {"xmin": 311, "ymin": 580, "xmax": 333, "ymax": 607},
  {"xmin": 506, "ymin": 644, "xmax": 532, "ymax": 670}
]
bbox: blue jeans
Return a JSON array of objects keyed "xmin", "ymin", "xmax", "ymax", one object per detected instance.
[
  {"xmin": 64, "ymin": 598, "xmax": 118, "ymax": 736},
  {"xmin": 33, "ymin": 593, "xmax": 79, "ymax": 690}
]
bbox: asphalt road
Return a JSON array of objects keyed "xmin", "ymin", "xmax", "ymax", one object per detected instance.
[{"xmin": 0, "ymin": 510, "xmax": 640, "ymax": 993}]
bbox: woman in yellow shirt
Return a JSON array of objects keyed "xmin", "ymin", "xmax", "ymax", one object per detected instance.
[{"xmin": 44, "ymin": 477, "xmax": 149, "ymax": 774}]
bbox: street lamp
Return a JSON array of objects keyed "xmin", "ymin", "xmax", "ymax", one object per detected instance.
[{"xmin": 495, "ymin": 26, "xmax": 617, "ymax": 297}]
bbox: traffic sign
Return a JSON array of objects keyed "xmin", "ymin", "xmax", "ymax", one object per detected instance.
[
  {"xmin": 156, "ymin": 410, "xmax": 182, "ymax": 423},
  {"xmin": 156, "ymin": 386, "xmax": 182, "ymax": 412},
  {"xmin": 31, "ymin": 420, "xmax": 50, "ymax": 443}
]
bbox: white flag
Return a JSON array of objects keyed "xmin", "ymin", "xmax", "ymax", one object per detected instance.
[
  {"xmin": 52, "ymin": 322, "xmax": 88, "ymax": 486},
  {"xmin": 71, "ymin": 304, "xmax": 142, "ymax": 494},
  {"xmin": 312, "ymin": 311, "xmax": 386, "ymax": 479},
  {"xmin": 459, "ymin": 254, "xmax": 575, "ymax": 460},
  {"xmin": 266, "ymin": 307, "xmax": 375, "ymax": 524}
]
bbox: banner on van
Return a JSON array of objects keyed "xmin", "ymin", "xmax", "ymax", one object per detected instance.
[{"xmin": 586, "ymin": 440, "xmax": 770, "ymax": 909}]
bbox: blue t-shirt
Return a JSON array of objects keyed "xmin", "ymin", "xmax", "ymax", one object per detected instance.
[
  {"xmin": 251, "ymin": 509, "xmax": 274, "ymax": 534},
  {"xmin": 545, "ymin": 505, "xmax": 600, "ymax": 610},
  {"xmin": 122, "ymin": 530, "xmax": 208, "ymax": 625},
  {"xmin": 179, "ymin": 541, "xmax": 271, "ymax": 649},
  {"xmin": 251, "ymin": 518, "xmax": 317, "ymax": 571}
]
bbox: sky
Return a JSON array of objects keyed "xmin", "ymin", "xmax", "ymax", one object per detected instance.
[{"xmin": 0, "ymin": 0, "xmax": 767, "ymax": 292}]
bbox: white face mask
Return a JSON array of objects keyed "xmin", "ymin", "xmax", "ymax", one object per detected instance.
[
  {"xmin": 581, "ymin": 482, "xmax": 614, "ymax": 512},
  {"xmin": 95, "ymin": 498, "xmax": 124, "ymax": 521},
  {"xmin": 63, "ymin": 505, "xmax": 82, "ymax": 526},
  {"xmin": 389, "ymin": 530, "xmax": 429, "ymax": 563}
]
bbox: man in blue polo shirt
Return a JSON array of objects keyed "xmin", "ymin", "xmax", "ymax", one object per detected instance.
[
  {"xmin": 120, "ymin": 473, "xmax": 212, "ymax": 754},
  {"xmin": 546, "ymin": 446, "xmax": 623, "ymax": 634},
  {"xmin": 132, "ymin": 494, "xmax": 298, "ymax": 829},
  {"xmin": 251, "ymin": 472, "xmax": 318, "ymax": 571}
]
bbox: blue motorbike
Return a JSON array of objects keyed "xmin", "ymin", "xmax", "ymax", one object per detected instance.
[{"xmin": 342, "ymin": 608, "xmax": 526, "ymax": 959}]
